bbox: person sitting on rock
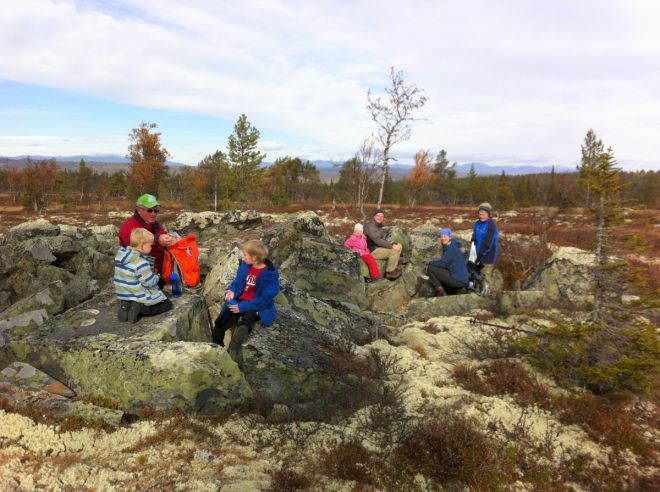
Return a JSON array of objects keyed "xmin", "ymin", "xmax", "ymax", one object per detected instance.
[
  {"xmin": 471, "ymin": 202, "xmax": 500, "ymax": 293},
  {"xmin": 343, "ymin": 223, "xmax": 381, "ymax": 282},
  {"xmin": 213, "ymin": 239, "xmax": 280, "ymax": 362},
  {"xmin": 365, "ymin": 208, "xmax": 402, "ymax": 280},
  {"xmin": 426, "ymin": 228, "xmax": 469, "ymax": 296},
  {"xmin": 114, "ymin": 228, "xmax": 173, "ymax": 323},
  {"xmin": 118, "ymin": 194, "xmax": 177, "ymax": 275}
]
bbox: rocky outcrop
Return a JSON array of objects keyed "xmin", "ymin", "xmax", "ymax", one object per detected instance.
[
  {"xmin": 405, "ymin": 293, "xmax": 493, "ymax": 320},
  {"xmin": 2, "ymin": 291, "xmax": 251, "ymax": 414},
  {"xmin": 366, "ymin": 267, "xmax": 424, "ymax": 313},
  {"xmin": 263, "ymin": 212, "xmax": 367, "ymax": 308},
  {"xmin": 0, "ymin": 219, "xmax": 116, "ymax": 313},
  {"xmin": 523, "ymin": 247, "xmax": 594, "ymax": 305},
  {"xmin": 0, "ymin": 281, "xmax": 67, "ymax": 343},
  {"xmin": 168, "ymin": 210, "xmax": 263, "ymax": 242},
  {"xmin": 0, "ymin": 362, "xmax": 124, "ymax": 427}
]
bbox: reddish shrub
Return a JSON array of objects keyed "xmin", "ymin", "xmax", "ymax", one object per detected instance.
[
  {"xmin": 394, "ymin": 414, "xmax": 508, "ymax": 489},
  {"xmin": 318, "ymin": 440, "xmax": 377, "ymax": 486}
]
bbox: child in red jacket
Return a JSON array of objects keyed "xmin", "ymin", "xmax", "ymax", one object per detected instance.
[{"xmin": 343, "ymin": 223, "xmax": 380, "ymax": 281}]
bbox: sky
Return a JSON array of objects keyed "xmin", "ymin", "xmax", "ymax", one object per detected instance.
[{"xmin": 1, "ymin": 0, "xmax": 659, "ymax": 170}]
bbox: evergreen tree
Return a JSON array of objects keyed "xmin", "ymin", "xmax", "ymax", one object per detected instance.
[
  {"xmin": 582, "ymin": 147, "xmax": 625, "ymax": 320},
  {"xmin": 579, "ymin": 129, "xmax": 604, "ymax": 209},
  {"xmin": 227, "ymin": 114, "xmax": 266, "ymax": 202},
  {"xmin": 466, "ymin": 164, "xmax": 478, "ymax": 204},
  {"xmin": 77, "ymin": 159, "xmax": 94, "ymax": 206},
  {"xmin": 431, "ymin": 149, "xmax": 457, "ymax": 204},
  {"xmin": 198, "ymin": 150, "xmax": 231, "ymax": 211},
  {"xmin": 495, "ymin": 171, "xmax": 515, "ymax": 210}
]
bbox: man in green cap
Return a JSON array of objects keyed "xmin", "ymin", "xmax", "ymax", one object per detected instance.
[{"xmin": 118, "ymin": 194, "xmax": 176, "ymax": 273}]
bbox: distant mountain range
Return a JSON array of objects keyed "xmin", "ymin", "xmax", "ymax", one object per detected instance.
[{"xmin": 0, "ymin": 154, "xmax": 574, "ymax": 179}]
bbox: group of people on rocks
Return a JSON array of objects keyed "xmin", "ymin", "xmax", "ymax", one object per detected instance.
[
  {"xmin": 113, "ymin": 194, "xmax": 280, "ymax": 363},
  {"xmin": 113, "ymin": 194, "xmax": 499, "ymax": 362},
  {"xmin": 344, "ymin": 203, "xmax": 499, "ymax": 296}
]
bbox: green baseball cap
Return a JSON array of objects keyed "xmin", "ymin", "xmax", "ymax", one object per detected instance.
[{"xmin": 136, "ymin": 194, "xmax": 159, "ymax": 208}]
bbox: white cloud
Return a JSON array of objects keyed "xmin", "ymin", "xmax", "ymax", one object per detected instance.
[{"xmin": 1, "ymin": 0, "xmax": 659, "ymax": 169}]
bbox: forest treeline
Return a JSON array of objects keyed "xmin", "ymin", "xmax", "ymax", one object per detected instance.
[
  {"xmin": 0, "ymin": 119, "xmax": 657, "ymax": 213},
  {"xmin": 2, "ymin": 156, "xmax": 657, "ymax": 213}
]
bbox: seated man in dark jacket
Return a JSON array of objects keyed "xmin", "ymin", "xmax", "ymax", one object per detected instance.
[
  {"xmin": 364, "ymin": 208, "xmax": 403, "ymax": 280},
  {"xmin": 427, "ymin": 228, "xmax": 469, "ymax": 296}
]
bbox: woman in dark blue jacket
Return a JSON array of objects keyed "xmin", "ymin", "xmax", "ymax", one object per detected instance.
[
  {"xmin": 427, "ymin": 228, "xmax": 469, "ymax": 296},
  {"xmin": 471, "ymin": 202, "xmax": 499, "ymax": 265},
  {"xmin": 213, "ymin": 240, "xmax": 280, "ymax": 360}
]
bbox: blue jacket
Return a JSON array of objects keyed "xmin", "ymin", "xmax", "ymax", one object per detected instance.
[
  {"xmin": 219, "ymin": 260, "xmax": 280, "ymax": 326},
  {"xmin": 428, "ymin": 240, "xmax": 469, "ymax": 285},
  {"xmin": 471, "ymin": 218, "xmax": 499, "ymax": 264}
]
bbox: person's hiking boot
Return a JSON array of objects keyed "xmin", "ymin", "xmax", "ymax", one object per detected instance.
[
  {"xmin": 398, "ymin": 255, "xmax": 409, "ymax": 266},
  {"xmin": 117, "ymin": 301, "xmax": 131, "ymax": 322},
  {"xmin": 385, "ymin": 268, "xmax": 402, "ymax": 280},
  {"xmin": 435, "ymin": 286, "xmax": 447, "ymax": 297},
  {"xmin": 127, "ymin": 301, "xmax": 141, "ymax": 323}
]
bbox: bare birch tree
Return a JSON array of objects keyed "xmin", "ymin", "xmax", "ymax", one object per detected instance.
[
  {"xmin": 367, "ymin": 67, "xmax": 427, "ymax": 207},
  {"xmin": 355, "ymin": 137, "xmax": 382, "ymax": 219}
]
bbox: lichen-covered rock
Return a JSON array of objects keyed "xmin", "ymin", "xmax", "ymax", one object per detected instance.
[
  {"xmin": 405, "ymin": 293, "xmax": 493, "ymax": 320},
  {"xmin": 1, "ymin": 361, "xmax": 75, "ymax": 397},
  {"xmin": 2, "ymin": 291, "xmax": 251, "ymax": 414},
  {"xmin": 523, "ymin": 247, "xmax": 594, "ymax": 304},
  {"xmin": 203, "ymin": 246, "xmax": 243, "ymax": 312},
  {"xmin": 366, "ymin": 267, "xmax": 425, "ymax": 313},
  {"xmin": 0, "ymin": 381, "xmax": 124, "ymax": 427},
  {"xmin": 240, "ymin": 306, "xmax": 350, "ymax": 403},
  {"xmin": 384, "ymin": 226, "xmax": 412, "ymax": 256},
  {"xmin": 168, "ymin": 210, "xmax": 262, "ymax": 238},
  {"xmin": 261, "ymin": 211, "xmax": 332, "ymax": 265},
  {"xmin": 7, "ymin": 219, "xmax": 60, "ymax": 240},
  {"xmin": 0, "ymin": 223, "xmax": 117, "ymax": 316},
  {"xmin": 0, "ymin": 282, "xmax": 67, "ymax": 339},
  {"xmin": 277, "ymin": 279, "xmax": 381, "ymax": 344},
  {"xmin": 279, "ymin": 236, "xmax": 367, "ymax": 308}
]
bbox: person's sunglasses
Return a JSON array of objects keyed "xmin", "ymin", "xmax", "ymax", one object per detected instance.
[{"xmin": 145, "ymin": 207, "xmax": 160, "ymax": 214}]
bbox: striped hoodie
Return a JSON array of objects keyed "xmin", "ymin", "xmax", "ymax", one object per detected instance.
[{"xmin": 114, "ymin": 246, "xmax": 166, "ymax": 305}]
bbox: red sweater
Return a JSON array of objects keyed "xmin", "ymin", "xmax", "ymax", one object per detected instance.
[{"xmin": 118, "ymin": 211, "xmax": 168, "ymax": 273}]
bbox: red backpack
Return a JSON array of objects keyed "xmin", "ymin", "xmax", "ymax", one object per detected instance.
[{"xmin": 162, "ymin": 233, "xmax": 200, "ymax": 288}]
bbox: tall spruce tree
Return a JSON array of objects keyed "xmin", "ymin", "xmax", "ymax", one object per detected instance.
[
  {"xmin": 582, "ymin": 146, "xmax": 624, "ymax": 320},
  {"xmin": 579, "ymin": 129, "xmax": 604, "ymax": 209},
  {"xmin": 227, "ymin": 114, "xmax": 266, "ymax": 202}
]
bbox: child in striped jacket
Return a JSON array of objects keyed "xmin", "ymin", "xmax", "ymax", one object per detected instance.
[{"xmin": 114, "ymin": 228, "xmax": 172, "ymax": 323}]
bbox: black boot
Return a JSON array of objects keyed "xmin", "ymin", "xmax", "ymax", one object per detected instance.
[
  {"xmin": 117, "ymin": 301, "xmax": 131, "ymax": 322},
  {"xmin": 128, "ymin": 301, "xmax": 142, "ymax": 323},
  {"xmin": 212, "ymin": 318, "xmax": 225, "ymax": 346},
  {"xmin": 227, "ymin": 324, "xmax": 249, "ymax": 361}
]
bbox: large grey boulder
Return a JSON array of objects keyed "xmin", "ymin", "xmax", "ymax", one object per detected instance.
[
  {"xmin": 262, "ymin": 212, "xmax": 367, "ymax": 308},
  {"xmin": 261, "ymin": 211, "xmax": 332, "ymax": 265},
  {"xmin": 523, "ymin": 246, "xmax": 594, "ymax": 305},
  {"xmin": 366, "ymin": 267, "xmax": 425, "ymax": 313},
  {"xmin": 0, "ymin": 281, "xmax": 67, "ymax": 341},
  {"xmin": 1, "ymin": 361, "xmax": 75, "ymax": 397},
  {"xmin": 168, "ymin": 210, "xmax": 263, "ymax": 241},
  {"xmin": 405, "ymin": 293, "xmax": 493, "ymax": 320},
  {"xmin": 0, "ymin": 222, "xmax": 116, "ymax": 314},
  {"xmin": 2, "ymin": 291, "xmax": 251, "ymax": 414},
  {"xmin": 279, "ymin": 236, "xmax": 367, "ymax": 308},
  {"xmin": 239, "ymin": 305, "xmax": 362, "ymax": 404},
  {"xmin": 6, "ymin": 219, "xmax": 60, "ymax": 240}
]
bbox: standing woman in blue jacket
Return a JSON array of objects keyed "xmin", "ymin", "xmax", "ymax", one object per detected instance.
[
  {"xmin": 471, "ymin": 202, "xmax": 500, "ymax": 289},
  {"xmin": 427, "ymin": 228, "xmax": 469, "ymax": 296},
  {"xmin": 213, "ymin": 240, "xmax": 280, "ymax": 361}
]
